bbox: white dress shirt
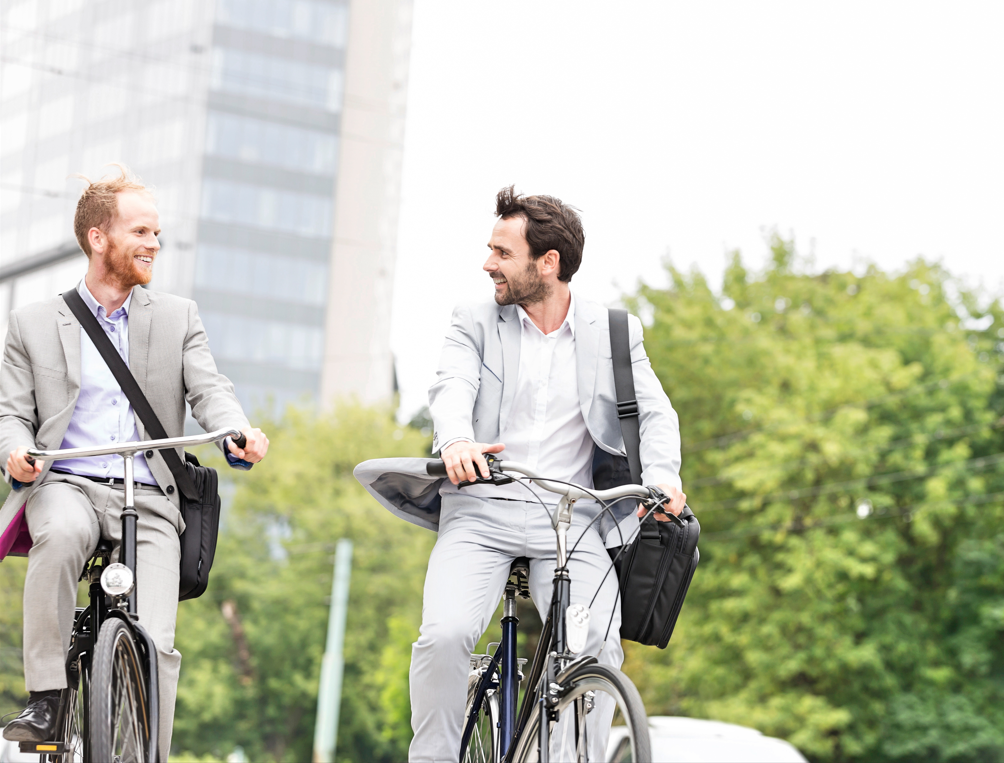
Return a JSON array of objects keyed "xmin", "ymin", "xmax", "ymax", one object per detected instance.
[{"xmin": 443, "ymin": 292, "xmax": 594, "ymax": 503}]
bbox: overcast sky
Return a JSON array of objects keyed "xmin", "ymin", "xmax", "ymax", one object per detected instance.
[{"xmin": 392, "ymin": 1, "xmax": 1003, "ymax": 419}]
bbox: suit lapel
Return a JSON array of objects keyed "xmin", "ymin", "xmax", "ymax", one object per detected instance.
[
  {"xmin": 56, "ymin": 303, "xmax": 82, "ymax": 395},
  {"xmin": 128, "ymin": 287, "xmax": 152, "ymax": 436},
  {"xmin": 576, "ymin": 299, "xmax": 601, "ymax": 423},
  {"xmin": 498, "ymin": 305, "xmax": 521, "ymax": 432}
]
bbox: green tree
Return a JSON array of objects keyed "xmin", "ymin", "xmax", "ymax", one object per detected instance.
[
  {"xmin": 0, "ymin": 478, "xmax": 29, "ymax": 720},
  {"xmin": 172, "ymin": 405, "xmax": 434, "ymax": 762},
  {"xmin": 624, "ymin": 238, "xmax": 1004, "ymax": 762}
]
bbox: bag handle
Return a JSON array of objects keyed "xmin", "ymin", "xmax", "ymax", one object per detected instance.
[
  {"xmin": 608, "ymin": 308, "xmax": 642, "ymax": 485},
  {"xmin": 62, "ymin": 289, "xmax": 199, "ymax": 501}
]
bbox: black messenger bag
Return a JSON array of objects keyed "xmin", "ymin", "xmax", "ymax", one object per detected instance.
[
  {"xmin": 62, "ymin": 290, "xmax": 222, "ymax": 601},
  {"xmin": 607, "ymin": 308, "xmax": 700, "ymax": 648}
]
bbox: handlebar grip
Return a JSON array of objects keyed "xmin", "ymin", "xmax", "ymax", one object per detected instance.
[
  {"xmin": 426, "ymin": 460, "xmax": 448, "ymax": 477},
  {"xmin": 233, "ymin": 433, "xmax": 247, "ymax": 449},
  {"xmin": 25, "ymin": 455, "xmax": 35, "ymax": 466}
]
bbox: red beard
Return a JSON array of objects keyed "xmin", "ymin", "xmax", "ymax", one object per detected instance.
[{"xmin": 105, "ymin": 237, "xmax": 153, "ymax": 290}]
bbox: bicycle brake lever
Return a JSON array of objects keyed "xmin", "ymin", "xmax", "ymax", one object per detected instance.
[
  {"xmin": 643, "ymin": 487, "xmax": 686, "ymax": 527},
  {"xmin": 457, "ymin": 453, "xmax": 514, "ymax": 489}
]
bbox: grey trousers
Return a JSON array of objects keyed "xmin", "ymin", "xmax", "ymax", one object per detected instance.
[
  {"xmin": 409, "ymin": 494, "xmax": 624, "ymax": 762},
  {"xmin": 22, "ymin": 472, "xmax": 183, "ymax": 757}
]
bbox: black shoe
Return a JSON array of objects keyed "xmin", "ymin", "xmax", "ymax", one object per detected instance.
[{"xmin": 2, "ymin": 695, "xmax": 60, "ymax": 742}]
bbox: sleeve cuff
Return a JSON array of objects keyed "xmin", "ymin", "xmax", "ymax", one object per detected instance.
[
  {"xmin": 224, "ymin": 437, "xmax": 253, "ymax": 471},
  {"xmin": 438, "ymin": 437, "xmax": 473, "ymax": 454}
]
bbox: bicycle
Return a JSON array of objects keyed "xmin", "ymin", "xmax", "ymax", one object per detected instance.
[
  {"xmin": 426, "ymin": 454, "xmax": 673, "ymax": 763},
  {"xmin": 15, "ymin": 427, "xmax": 245, "ymax": 763}
]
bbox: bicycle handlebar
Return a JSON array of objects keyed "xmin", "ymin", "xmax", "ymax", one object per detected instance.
[
  {"xmin": 27, "ymin": 428, "xmax": 244, "ymax": 463},
  {"xmin": 426, "ymin": 457, "xmax": 656, "ymax": 503}
]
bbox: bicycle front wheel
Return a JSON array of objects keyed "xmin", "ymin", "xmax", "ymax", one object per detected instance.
[
  {"xmin": 461, "ymin": 671, "xmax": 502, "ymax": 763},
  {"xmin": 90, "ymin": 618, "xmax": 151, "ymax": 763},
  {"xmin": 509, "ymin": 663, "xmax": 650, "ymax": 763}
]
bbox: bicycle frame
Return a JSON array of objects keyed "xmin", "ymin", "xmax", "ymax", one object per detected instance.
[
  {"xmin": 456, "ymin": 460, "xmax": 655, "ymax": 763},
  {"xmin": 22, "ymin": 428, "xmax": 241, "ymax": 763}
]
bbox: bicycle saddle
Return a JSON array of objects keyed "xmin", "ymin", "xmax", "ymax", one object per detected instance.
[
  {"xmin": 509, "ymin": 556, "xmax": 530, "ymax": 576},
  {"xmin": 94, "ymin": 538, "xmax": 114, "ymax": 557}
]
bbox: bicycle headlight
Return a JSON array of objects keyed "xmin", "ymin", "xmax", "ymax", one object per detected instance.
[{"xmin": 100, "ymin": 563, "xmax": 135, "ymax": 597}]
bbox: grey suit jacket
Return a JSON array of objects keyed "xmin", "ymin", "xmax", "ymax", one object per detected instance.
[
  {"xmin": 430, "ymin": 296, "xmax": 682, "ymax": 488},
  {"xmin": 0, "ymin": 286, "xmax": 250, "ymax": 545},
  {"xmin": 354, "ymin": 295, "xmax": 682, "ymax": 541}
]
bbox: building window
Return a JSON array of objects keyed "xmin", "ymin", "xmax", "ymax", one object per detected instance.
[
  {"xmin": 211, "ymin": 48, "xmax": 344, "ymax": 112},
  {"xmin": 216, "ymin": 0, "xmax": 349, "ymax": 47},
  {"xmin": 201, "ymin": 178, "xmax": 333, "ymax": 237},
  {"xmin": 200, "ymin": 311, "xmax": 325, "ymax": 371},
  {"xmin": 195, "ymin": 244, "xmax": 328, "ymax": 305},
  {"xmin": 206, "ymin": 112, "xmax": 338, "ymax": 175}
]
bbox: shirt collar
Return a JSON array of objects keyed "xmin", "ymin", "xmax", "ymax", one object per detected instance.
[
  {"xmin": 515, "ymin": 290, "xmax": 576, "ymax": 338},
  {"xmin": 78, "ymin": 280, "xmax": 132, "ymax": 320}
]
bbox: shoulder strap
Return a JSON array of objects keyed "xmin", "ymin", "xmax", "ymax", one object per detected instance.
[
  {"xmin": 62, "ymin": 290, "xmax": 199, "ymax": 501},
  {"xmin": 608, "ymin": 308, "xmax": 642, "ymax": 485}
]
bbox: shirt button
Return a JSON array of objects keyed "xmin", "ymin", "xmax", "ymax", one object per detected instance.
[
  {"xmin": 108, "ymin": 326, "xmax": 115, "ymax": 332},
  {"xmin": 112, "ymin": 399, "xmax": 118, "ymax": 406},
  {"xmin": 110, "ymin": 435, "xmax": 116, "ymax": 441},
  {"xmin": 101, "ymin": 462, "xmax": 108, "ymax": 468}
]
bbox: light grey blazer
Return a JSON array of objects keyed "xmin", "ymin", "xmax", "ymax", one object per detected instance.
[
  {"xmin": 0, "ymin": 286, "xmax": 250, "ymax": 545},
  {"xmin": 354, "ymin": 295, "xmax": 682, "ymax": 541}
]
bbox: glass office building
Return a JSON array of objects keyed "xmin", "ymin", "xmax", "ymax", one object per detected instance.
[{"xmin": 1, "ymin": 0, "xmax": 408, "ymax": 415}]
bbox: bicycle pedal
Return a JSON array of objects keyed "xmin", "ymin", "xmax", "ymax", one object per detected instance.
[{"xmin": 19, "ymin": 741, "xmax": 64, "ymax": 754}]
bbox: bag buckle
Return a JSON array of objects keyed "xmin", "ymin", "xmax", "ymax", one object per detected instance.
[{"xmin": 617, "ymin": 399, "xmax": 639, "ymax": 419}]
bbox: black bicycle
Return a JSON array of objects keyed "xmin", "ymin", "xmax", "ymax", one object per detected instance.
[
  {"xmin": 426, "ymin": 455, "xmax": 671, "ymax": 763},
  {"xmin": 17, "ymin": 428, "xmax": 244, "ymax": 763}
]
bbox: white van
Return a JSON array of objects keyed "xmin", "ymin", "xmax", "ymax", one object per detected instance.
[{"xmin": 608, "ymin": 716, "xmax": 808, "ymax": 762}]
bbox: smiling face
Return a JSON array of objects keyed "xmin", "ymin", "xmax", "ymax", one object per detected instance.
[
  {"xmin": 484, "ymin": 215, "xmax": 551, "ymax": 306},
  {"xmin": 90, "ymin": 191, "xmax": 161, "ymax": 289}
]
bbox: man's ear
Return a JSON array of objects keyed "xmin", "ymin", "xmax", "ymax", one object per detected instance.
[
  {"xmin": 541, "ymin": 249, "xmax": 561, "ymax": 277},
  {"xmin": 87, "ymin": 227, "xmax": 106, "ymax": 256}
]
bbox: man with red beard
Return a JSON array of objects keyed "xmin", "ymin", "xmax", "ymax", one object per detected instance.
[{"xmin": 0, "ymin": 167, "xmax": 269, "ymax": 756}]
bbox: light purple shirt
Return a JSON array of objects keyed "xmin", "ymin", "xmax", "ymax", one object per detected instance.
[{"xmin": 56, "ymin": 281, "xmax": 157, "ymax": 485}]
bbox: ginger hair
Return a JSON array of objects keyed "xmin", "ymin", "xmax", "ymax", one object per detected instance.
[{"xmin": 72, "ymin": 164, "xmax": 153, "ymax": 257}]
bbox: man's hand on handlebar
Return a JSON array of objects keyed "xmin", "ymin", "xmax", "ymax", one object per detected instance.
[
  {"xmin": 441, "ymin": 440, "xmax": 505, "ymax": 486},
  {"xmin": 638, "ymin": 484, "xmax": 686, "ymax": 521},
  {"xmin": 227, "ymin": 427, "xmax": 270, "ymax": 463},
  {"xmin": 6, "ymin": 446, "xmax": 43, "ymax": 483}
]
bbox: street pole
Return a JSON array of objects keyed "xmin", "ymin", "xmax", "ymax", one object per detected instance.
[{"xmin": 312, "ymin": 538, "xmax": 353, "ymax": 763}]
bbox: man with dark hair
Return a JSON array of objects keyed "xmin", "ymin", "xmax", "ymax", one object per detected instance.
[{"xmin": 408, "ymin": 186, "xmax": 685, "ymax": 760}]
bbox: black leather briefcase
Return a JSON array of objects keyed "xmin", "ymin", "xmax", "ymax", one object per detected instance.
[{"xmin": 605, "ymin": 308, "xmax": 701, "ymax": 648}]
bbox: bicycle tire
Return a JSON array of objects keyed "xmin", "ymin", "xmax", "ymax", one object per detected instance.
[
  {"xmin": 461, "ymin": 670, "xmax": 502, "ymax": 763},
  {"xmin": 90, "ymin": 618, "xmax": 151, "ymax": 763},
  {"xmin": 508, "ymin": 663, "xmax": 650, "ymax": 763}
]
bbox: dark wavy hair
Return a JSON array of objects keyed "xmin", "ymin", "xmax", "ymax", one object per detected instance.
[{"xmin": 494, "ymin": 185, "xmax": 584, "ymax": 282}]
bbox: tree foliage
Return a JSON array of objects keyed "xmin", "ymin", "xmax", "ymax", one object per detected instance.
[
  {"xmin": 4, "ymin": 239, "xmax": 1004, "ymax": 763},
  {"xmin": 623, "ymin": 238, "xmax": 1004, "ymax": 762},
  {"xmin": 171, "ymin": 406, "xmax": 433, "ymax": 762}
]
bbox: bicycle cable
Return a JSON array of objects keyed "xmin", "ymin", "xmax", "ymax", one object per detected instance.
[
  {"xmin": 511, "ymin": 476, "xmax": 629, "ymax": 566},
  {"xmin": 510, "ymin": 474, "xmax": 674, "ymax": 653}
]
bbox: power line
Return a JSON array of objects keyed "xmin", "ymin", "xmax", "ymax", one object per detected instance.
[
  {"xmin": 702, "ymin": 489, "xmax": 1004, "ymax": 541},
  {"xmin": 687, "ymin": 419, "xmax": 1004, "ymax": 488},
  {"xmin": 1, "ymin": 46, "xmax": 341, "ymax": 111},
  {"xmin": 696, "ymin": 449, "xmax": 1004, "ymax": 512},
  {"xmin": 683, "ymin": 370, "xmax": 985, "ymax": 454}
]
